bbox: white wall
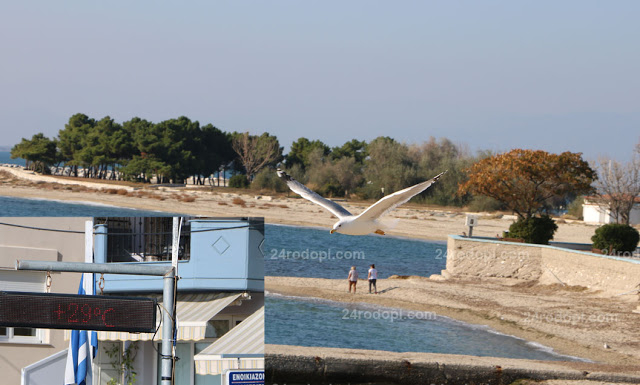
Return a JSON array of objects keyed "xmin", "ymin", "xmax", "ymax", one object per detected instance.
[
  {"xmin": 583, "ymin": 203, "xmax": 640, "ymax": 225},
  {"xmin": 630, "ymin": 206, "xmax": 640, "ymax": 225},
  {"xmin": 583, "ymin": 203, "xmax": 612, "ymax": 224}
]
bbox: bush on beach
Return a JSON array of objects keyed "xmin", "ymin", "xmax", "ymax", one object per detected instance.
[
  {"xmin": 591, "ymin": 224, "xmax": 640, "ymax": 255},
  {"xmin": 507, "ymin": 215, "xmax": 558, "ymax": 245},
  {"xmin": 229, "ymin": 174, "xmax": 250, "ymax": 189}
]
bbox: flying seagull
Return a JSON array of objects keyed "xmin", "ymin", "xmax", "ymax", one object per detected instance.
[{"xmin": 276, "ymin": 169, "xmax": 446, "ymax": 236}]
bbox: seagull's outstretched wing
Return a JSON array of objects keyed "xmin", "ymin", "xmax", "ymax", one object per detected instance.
[
  {"xmin": 277, "ymin": 169, "xmax": 352, "ymax": 219},
  {"xmin": 356, "ymin": 171, "xmax": 447, "ymax": 222}
]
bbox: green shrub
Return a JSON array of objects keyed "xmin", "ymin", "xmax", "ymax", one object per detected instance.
[
  {"xmin": 229, "ymin": 174, "xmax": 249, "ymax": 189},
  {"xmin": 591, "ymin": 224, "xmax": 639, "ymax": 255},
  {"xmin": 250, "ymin": 168, "xmax": 288, "ymax": 192},
  {"xmin": 320, "ymin": 182, "xmax": 345, "ymax": 198},
  {"xmin": 508, "ymin": 215, "xmax": 558, "ymax": 244}
]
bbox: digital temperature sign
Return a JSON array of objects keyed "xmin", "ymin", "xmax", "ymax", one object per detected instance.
[{"xmin": 0, "ymin": 291, "xmax": 157, "ymax": 332}]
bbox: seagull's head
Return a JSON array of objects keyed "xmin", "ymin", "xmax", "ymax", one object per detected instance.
[{"xmin": 330, "ymin": 220, "xmax": 344, "ymax": 234}]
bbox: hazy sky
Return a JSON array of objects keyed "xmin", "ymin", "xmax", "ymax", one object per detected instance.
[{"xmin": 1, "ymin": 1, "xmax": 638, "ymax": 161}]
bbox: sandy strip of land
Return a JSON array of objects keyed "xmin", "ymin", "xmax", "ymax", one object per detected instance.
[
  {"xmin": 265, "ymin": 276, "xmax": 640, "ymax": 367},
  {"xmin": 0, "ymin": 166, "xmax": 605, "ymax": 244}
]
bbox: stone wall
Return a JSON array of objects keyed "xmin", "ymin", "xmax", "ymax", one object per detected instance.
[
  {"xmin": 266, "ymin": 344, "xmax": 640, "ymax": 385},
  {"xmin": 539, "ymin": 246, "xmax": 640, "ymax": 297},
  {"xmin": 446, "ymin": 236, "xmax": 543, "ymax": 280},
  {"xmin": 446, "ymin": 235, "xmax": 640, "ymax": 299}
]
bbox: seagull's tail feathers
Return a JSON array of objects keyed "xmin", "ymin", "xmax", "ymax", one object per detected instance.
[
  {"xmin": 433, "ymin": 170, "xmax": 447, "ymax": 182},
  {"xmin": 277, "ymin": 168, "xmax": 296, "ymax": 183},
  {"xmin": 276, "ymin": 168, "xmax": 288, "ymax": 179}
]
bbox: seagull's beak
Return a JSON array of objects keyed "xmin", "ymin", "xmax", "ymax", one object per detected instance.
[{"xmin": 330, "ymin": 229, "xmax": 336, "ymax": 234}]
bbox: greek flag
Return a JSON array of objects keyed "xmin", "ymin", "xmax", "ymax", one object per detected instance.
[{"xmin": 64, "ymin": 274, "xmax": 98, "ymax": 385}]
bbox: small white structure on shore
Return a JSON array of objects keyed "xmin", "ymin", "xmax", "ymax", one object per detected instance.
[{"xmin": 583, "ymin": 196, "xmax": 640, "ymax": 225}]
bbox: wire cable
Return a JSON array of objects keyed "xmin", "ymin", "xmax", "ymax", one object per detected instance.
[
  {"xmin": 0, "ymin": 221, "xmax": 255, "ymax": 235},
  {"xmin": 0, "ymin": 221, "xmax": 86, "ymax": 234}
]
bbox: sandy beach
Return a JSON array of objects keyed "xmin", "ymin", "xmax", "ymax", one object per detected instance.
[{"xmin": 0, "ymin": 166, "xmax": 605, "ymax": 244}]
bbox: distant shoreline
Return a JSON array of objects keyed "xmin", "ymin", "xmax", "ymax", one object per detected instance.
[{"xmin": 0, "ymin": 165, "xmax": 602, "ymax": 244}]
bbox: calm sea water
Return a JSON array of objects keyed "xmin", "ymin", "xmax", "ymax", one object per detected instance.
[
  {"xmin": 264, "ymin": 225, "xmax": 584, "ymax": 361},
  {"xmin": 264, "ymin": 224, "xmax": 446, "ymax": 279},
  {"xmin": 0, "ymin": 151, "xmax": 25, "ymax": 166},
  {"xmin": 0, "ymin": 196, "xmax": 180, "ymax": 217},
  {"xmin": 265, "ymin": 295, "xmax": 582, "ymax": 361}
]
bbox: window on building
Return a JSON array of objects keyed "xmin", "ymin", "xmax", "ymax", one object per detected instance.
[
  {"xmin": 205, "ymin": 319, "xmax": 230, "ymax": 338},
  {"xmin": 0, "ymin": 326, "xmax": 44, "ymax": 343},
  {"xmin": 98, "ymin": 217, "xmax": 192, "ymax": 262},
  {"xmin": 204, "ymin": 315, "xmax": 248, "ymax": 339},
  {"xmin": 0, "ymin": 270, "xmax": 46, "ymax": 344}
]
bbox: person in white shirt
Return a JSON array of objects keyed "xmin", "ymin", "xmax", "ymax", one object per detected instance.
[
  {"xmin": 368, "ymin": 264, "xmax": 378, "ymax": 294},
  {"xmin": 347, "ymin": 266, "xmax": 358, "ymax": 293}
]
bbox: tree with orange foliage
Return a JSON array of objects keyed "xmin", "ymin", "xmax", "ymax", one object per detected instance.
[{"xmin": 459, "ymin": 149, "xmax": 596, "ymax": 220}]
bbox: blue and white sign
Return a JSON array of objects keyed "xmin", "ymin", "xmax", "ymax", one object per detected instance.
[{"xmin": 225, "ymin": 370, "xmax": 265, "ymax": 385}]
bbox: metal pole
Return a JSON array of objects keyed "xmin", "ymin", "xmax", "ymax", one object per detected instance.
[
  {"xmin": 160, "ymin": 268, "xmax": 175, "ymax": 385},
  {"xmin": 84, "ymin": 221, "xmax": 94, "ymax": 293},
  {"xmin": 164, "ymin": 216, "xmax": 181, "ymax": 385},
  {"xmin": 16, "ymin": 260, "xmax": 172, "ymax": 276},
  {"xmin": 84, "ymin": 220, "xmax": 95, "ymax": 385},
  {"xmin": 94, "ymin": 224, "xmax": 108, "ymax": 264},
  {"xmin": 172, "ymin": 217, "xmax": 180, "ymax": 271}
]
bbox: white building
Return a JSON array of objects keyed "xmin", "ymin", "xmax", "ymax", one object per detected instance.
[{"xmin": 583, "ymin": 196, "xmax": 640, "ymax": 225}]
